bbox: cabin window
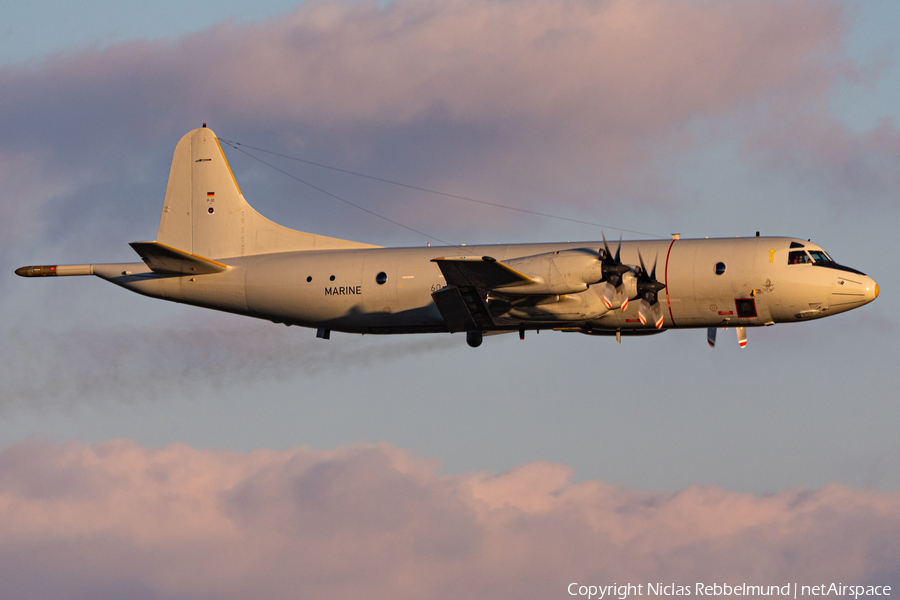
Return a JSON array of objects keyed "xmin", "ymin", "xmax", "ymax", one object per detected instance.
[
  {"xmin": 330, "ymin": 275, "xmax": 335, "ymax": 281},
  {"xmin": 376, "ymin": 272, "xmax": 388, "ymax": 285},
  {"xmin": 714, "ymin": 262, "xmax": 726, "ymax": 275},
  {"xmin": 788, "ymin": 250, "xmax": 811, "ymax": 265},
  {"xmin": 735, "ymin": 298, "xmax": 757, "ymax": 318},
  {"xmin": 306, "ymin": 276, "xmax": 312, "ymax": 282}
]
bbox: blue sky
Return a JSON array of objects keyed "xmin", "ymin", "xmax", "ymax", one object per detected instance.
[
  {"xmin": 0, "ymin": 1, "xmax": 302, "ymax": 66},
  {"xmin": 2, "ymin": 0, "xmax": 898, "ymax": 493},
  {"xmin": 1, "ymin": 2, "xmax": 900, "ymax": 595}
]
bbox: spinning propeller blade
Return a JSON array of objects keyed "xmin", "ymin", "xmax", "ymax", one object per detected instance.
[
  {"xmin": 600, "ymin": 232, "xmax": 631, "ymax": 310},
  {"xmin": 635, "ymin": 250, "xmax": 666, "ymax": 329}
]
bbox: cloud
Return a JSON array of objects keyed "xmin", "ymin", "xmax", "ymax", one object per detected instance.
[
  {"xmin": 742, "ymin": 114, "xmax": 900, "ymax": 207},
  {"xmin": 0, "ymin": 151, "xmax": 89, "ymax": 243},
  {"xmin": 0, "ymin": 439, "xmax": 898, "ymax": 599},
  {"xmin": 1, "ymin": 0, "xmax": 881, "ymax": 247}
]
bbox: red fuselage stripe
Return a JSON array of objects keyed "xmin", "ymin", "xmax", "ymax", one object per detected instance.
[{"xmin": 664, "ymin": 239, "xmax": 677, "ymax": 327}]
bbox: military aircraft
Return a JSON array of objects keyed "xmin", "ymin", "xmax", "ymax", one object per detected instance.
[{"xmin": 16, "ymin": 126, "xmax": 878, "ymax": 348}]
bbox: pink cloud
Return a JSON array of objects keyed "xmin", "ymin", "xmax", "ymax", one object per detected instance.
[
  {"xmin": 168, "ymin": 0, "xmax": 852, "ymax": 204},
  {"xmin": 0, "ymin": 439, "xmax": 897, "ymax": 599},
  {"xmin": 0, "ymin": 152, "xmax": 87, "ymax": 242},
  {"xmin": 0, "ymin": 0, "xmax": 863, "ymax": 225}
]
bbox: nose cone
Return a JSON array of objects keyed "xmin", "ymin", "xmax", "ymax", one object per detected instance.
[
  {"xmin": 856, "ymin": 275, "xmax": 878, "ymax": 305},
  {"xmin": 829, "ymin": 272, "xmax": 878, "ymax": 315},
  {"xmin": 866, "ymin": 279, "xmax": 879, "ymax": 303}
]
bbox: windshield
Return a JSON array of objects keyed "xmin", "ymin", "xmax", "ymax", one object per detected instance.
[{"xmin": 800, "ymin": 248, "xmax": 865, "ymax": 275}]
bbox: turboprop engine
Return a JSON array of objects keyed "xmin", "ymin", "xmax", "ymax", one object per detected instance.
[
  {"xmin": 498, "ymin": 248, "xmax": 604, "ymax": 295},
  {"xmin": 431, "ymin": 245, "xmax": 657, "ymax": 324},
  {"xmin": 501, "ymin": 286, "xmax": 611, "ymax": 321},
  {"xmin": 490, "ymin": 249, "xmax": 612, "ymax": 322}
]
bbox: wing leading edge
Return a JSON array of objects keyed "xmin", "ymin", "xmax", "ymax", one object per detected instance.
[{"xmin": 431, "ymin": 255, "xmax": 532, "ymax": 289}]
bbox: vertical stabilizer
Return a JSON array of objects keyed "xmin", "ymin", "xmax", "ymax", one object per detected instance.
[{"xmin": 156, "ymin": 126, "xmax": 377, "ymax": 259}]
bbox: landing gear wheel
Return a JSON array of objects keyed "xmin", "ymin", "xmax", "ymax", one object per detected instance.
[{"xmin": 466, "ymin": 330, "xmax": 483, "ymax": 348}]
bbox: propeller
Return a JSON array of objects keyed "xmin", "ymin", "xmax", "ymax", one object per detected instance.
[
  {"xmin": 636, "ymin": 251, "xmax": 667, "ymax": 329},
  {"xmin": 707, "ymin": 327, "xmax": 717, "ymax": 347},
  {"xmin": 600, "ymin": 233, "xmax": 632, "ymax": 310}
]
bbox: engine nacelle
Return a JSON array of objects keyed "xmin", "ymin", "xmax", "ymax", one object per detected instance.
[
  {"xmin": 499, "ymin": 248, "xmax": 602, "ymax": 295},
  {"xmin": 499, "ymin": 286, "xmax": 610, "ymax": 321},
  {"xmin": 622, "ymin": 271, "xmax": 638, "ymax": 302}
]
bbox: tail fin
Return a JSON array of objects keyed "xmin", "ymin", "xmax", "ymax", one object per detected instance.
[{"xmin": 155, "ymin": 126, "xmax": 376, "ymax": 259}]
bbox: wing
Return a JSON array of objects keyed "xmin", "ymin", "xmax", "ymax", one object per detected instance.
[
  {"xmin": 431, "ymin": 255, "xmax": 532, "ymax": 289},
  {"xmin": 430, "ymin": 256, "xmax": 543, "ymax": 331}
]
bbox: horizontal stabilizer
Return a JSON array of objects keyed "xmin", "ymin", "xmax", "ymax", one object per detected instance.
[
  {"xmin": 129, "ymin": 241, "xmax": 228, "ymax": 275},
  {"xmin": 432, "ymin": 256, "xmax": 531, "ymax": 290}
]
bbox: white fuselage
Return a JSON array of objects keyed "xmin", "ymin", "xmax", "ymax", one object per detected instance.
[
  {"xmin": 17, "ymin": 127, "xmax": 877, "ymax": 343},
  {"xmin": 92, "ymin": 236, "xmax": 878, "ymax": 335}
]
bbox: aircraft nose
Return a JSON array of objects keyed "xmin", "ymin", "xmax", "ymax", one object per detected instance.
[
  {"xmin": 864, "ymin": 277, "xmax": 878, "ymax": 303},
  {"xmin": 831, "ymin": 272, "xmax": 877, "ymax": 313}
]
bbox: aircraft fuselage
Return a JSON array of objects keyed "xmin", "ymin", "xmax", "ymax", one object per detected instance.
[
  {"xmin": 17, "ymin": 126, "xmax": 877, "ymax": 346},
  {"xmin": 91, "ymin": 235, "xmax": 877, "ymax": 336}
]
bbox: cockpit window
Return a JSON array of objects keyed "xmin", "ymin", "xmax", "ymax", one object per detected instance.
[
  {"xmin": 808, "ymin": 250, "xmax": 831, "ymax": 263},
  {"xmin": 789, "ymin": 241, "xmax": 805, "ymax": 249},
  {"xmin": 788, "ymin": 250, "xmax": 811, "ymax": 265}
]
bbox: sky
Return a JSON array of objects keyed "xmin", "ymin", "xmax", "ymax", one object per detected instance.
[{"xmin": 2, "ymin": 0, "xmax": 900, "ymax": 597}]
